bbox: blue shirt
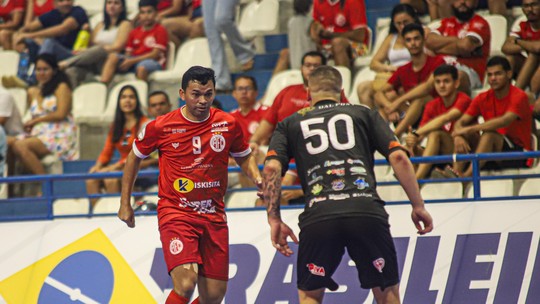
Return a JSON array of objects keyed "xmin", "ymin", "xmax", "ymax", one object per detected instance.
[{"xmin": 38, "ymin": 6, "xmax": 89, "ymax": 49}]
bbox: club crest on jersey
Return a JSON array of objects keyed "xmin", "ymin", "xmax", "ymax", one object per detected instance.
[
  {"xmin": 172, "ymin": 142, "xmax": 179, "ymax": 149},
  {"xmin": 354, "ymin": 177, "xmax": 369, "ymax": 190},
  {"xmin": 170, "ymin": 238, "xmax": 183, "ymax": 255},
  {"xmin": 210, "ymin": 134, "xmax": 226, "ymax": 152},
  {"xmin": 331, "ymin": 179, "xmax": 345, "ymax": 191},
  {"xmin": 307, "ymin": 263, "xmax": 326, "ymax": 276},
  {"xmin": 373, "ymin": 258, "xmax": 385, "ymax": 273}
]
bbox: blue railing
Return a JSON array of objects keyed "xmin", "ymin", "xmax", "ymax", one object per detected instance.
[{"xmin": 0, "ymin": 151, "xmax": 539, "ymax": 221}]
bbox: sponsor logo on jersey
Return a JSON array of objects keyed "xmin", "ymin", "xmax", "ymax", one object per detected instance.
[
  {"xmin": 212, "ymin": 121, "xmax": 228, "ymax": 128},
  {"xmin": 210, "ymin": 134, "xmax": 226, "ymax": 152},
  {"xmin": 326, "ymin": 168, "xmax": 345, "ymax": 176},
  {"xmin": 328, "ymin": 193, "xmax": 350, "ymax": 200},
  {"xmin": 169, "ymin": 238, "xmax": 183, "ymax": 255},
  {"xmin": 211, "ymin": 127, "xmax": 229, "ymax": 133},
  {"xmin": 179, "ymin": 198, "xmax": 216, "ymax": 214},
  {"xmin": 173, "ymin": 178, "xmax": 220, "ymax": 193},
  {"xmin": 180, "ymin": 157, "xmax": 214, "ymax": 170},
  {"xmin": 307, "ymin": 165, "xmax": 321, "ymax": 175},
  {"xmin": 172, "ymin": 142, "xmax": 179, "ymax": 149},
  {"xmin": 307, "ymin": 263, "xmax": 326, "ymax": 276},
  {"xmin": 311, "ymin": 184, "xmax": 323, "ymax": 195},
  {"xmin": 373, "ymin": 258, "xmax": 385, "ymax": 273},
  {"xmin": 297, "ymin": 106, "xmax": 314, "ymax": 116},
  {"xmin": 308, "ymin": 174, "xmax": 323, "ymax": 186},
  {"xmin": 164, "ymin": 128, "xmax": 186, "ymax": 134},
  {"xmin": 354, "ymin": 178, "xmax": 369, "ymax": 190},
  {"xmin": 324, "ymin": 160, "xmax": 345, "ymax": 167},
  {"xmin": 352, "ymin": 192, "xmax": 373, "ymax": 198},
  {"xmin": 347, "ymin": 158, "xmax": 364, "ymax": 165},
  {"xmin": 350, "ymin": 166, "xmax": 367, "ymax": 175},
  {"xmin": 266, "ymin": 150, "xmax": 278, "ymax": 157},
  {"xmin": 331, "ymin": 179, "xmax": 345, "ymax": 191},
  {"xmin": 308, "ymin": 196, "xmax": 326, "ymax": 207}
]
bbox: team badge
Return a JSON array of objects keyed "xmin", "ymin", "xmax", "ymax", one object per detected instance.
[
  {"xmin": 335, "ymin": 13, "xmax": 346, "ymax": 27},
  {"xmin": 373, "ymin": 258, "xmax": 385, "ymax": 273},
  {"xmin": 210, "ymin": 134, "xmax": 226, "ymax": 152},
  {"xmin": 331, "ymin": 179, "xmax": 345, "ymax": 191},
  {"xmin": 354, "ymin": 178, "xmax": 369, "ymax": 190},
  {"xmin": 170, "ymin": 238, "xmax": 183, "ymax": 255},
  {"xmin": 172, "ymin": 143, "xmax": 179, "ymax": 149},
  {"xmin": 174, "ymin": 178, "xmax": 195, "ymax": 193}
]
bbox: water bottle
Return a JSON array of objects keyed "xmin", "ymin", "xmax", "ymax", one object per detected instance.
[
  {"xmin": 17, "ymin": 52, "xmax": 30, "ymax": 81},
  {"xmin": 73, "ymin": 29, "xmax": 90, "ymax": 51}
]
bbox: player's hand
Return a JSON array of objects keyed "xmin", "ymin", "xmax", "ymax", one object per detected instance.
[
  {"xmin": 118, "ymin": 203, "xmax": 135, "ymax": 228},
  {"xmin": 119, "ymin": 59, "xmax": 135, "ymax": 71},
  {"xmin": 268, "ymin": 217, "xmax": 298, "ymax": 257},
  {"xmin": 411, "ymin": 206, "xmax": 433, "ymax": 235}
]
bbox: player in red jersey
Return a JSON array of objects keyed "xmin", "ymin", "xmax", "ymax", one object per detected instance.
[
  {"xmin": 118, "ymin": 66, "xmax": 262, "ymax": 304},
  {"xmin": 452, "ymin": 56, "xmax": 533, "ymax": 177},
  {"xmin": 502, "ymin": 0, "xmax": 540, "ymax": 92}
]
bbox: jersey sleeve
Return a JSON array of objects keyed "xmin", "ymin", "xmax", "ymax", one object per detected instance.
[
  {"xmin": 266, "ymin": 120, "xmax": 291, "ymax": 176},
  {"xmin": 465, "ymin": 18, "xmax": 489, "ymax": 47},
  {"xmin": 453, "ymin": 93, "xmax": 471, "ymax": 113},
  {"xmin": 229, "ymin": 119, "xmax": 251, "ymax": 158},
  {"xmin": 507, "ymin": 91, "xmax": 530, "ymax": 120},
  {"xmin": 125, "ymin": 30, "xmax": 135, "ymax": 53},
  {"xmin": 387, "ymin": 68, "xmax": 402, "ymax": 91},
  {"xmin": 132, "ymin": 120, "xmax": 158, "ymax": 159},
  {"xmin": 510, "ymin": 21, "xmax": 525, "ymax": 38},
  {"xmin": 154, "ymin": 25, "xmax": 169, "ymax": 51},
  {"xmin": 368, "ymin": 109, "xmax": 406, "ymax": 158},
  {"xmin": 419, "ymin": 100, "xmax": 436, "ymax": 127},
  {"xmin": 465, "ymin": 94, "xmax": 482, "ymax": 117},
  {"xmin": 347, "ymin": 0, "xmax": 367, "ymax": 30},
  {"xmin": 71, "ymin": 6, "xmax": 89, "ymax": 27},
  {"xmin": 264, "ymin": 90, "xmax": 285, "ymax": 125}
]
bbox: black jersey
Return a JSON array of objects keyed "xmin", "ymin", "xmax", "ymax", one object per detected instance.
[{"xmin": 267, "ymin": 100, "xmax": 405, "ymax": 229}]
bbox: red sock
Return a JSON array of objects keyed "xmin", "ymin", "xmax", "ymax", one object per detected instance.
[
  {"xmin": 165, "ymin": 290, "xmax": 189, "ymax": 304},
  {"xmin": 190, "ymin": 297, "xmax": 200, "ymax": 304}
]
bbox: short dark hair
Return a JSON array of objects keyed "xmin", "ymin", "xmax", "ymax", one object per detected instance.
[
  {"xmin": 434, "ymin": 64, "xmax": 458, "ymax": 80},
  {"xmin": 402, "ymin": 23, "xmax": 424, "ymax": 38},
  {"xmin": 139, "ymin": 0, "xmax": 157, "ymax": 9},
  {"xmin": 234, "ymin": 75, "xmax": 258, "ymax": 91},
  {"xmin": 487, "ymin": 56, "xmax": 512, "ymax": 71},
  {"xmin": 181, "ymin": 66, "xmax": 216, "ymax": 90},
  {"xmin": 148, "ymin": 90, "xmax": 170, "ymax": 103},
  {"xmin": 293, "ymin": 0, "xmax": 312, "ymax": 15},
  {"xmin": 301, "ymin": 51, "xmax": 327, "ymax": 66}
]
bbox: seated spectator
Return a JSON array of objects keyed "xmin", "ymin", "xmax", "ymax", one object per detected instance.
[
  {"xmin": 452, "ymin": 56, "xmax": 532, "ymax": 177},
  {"xmin": 86, "ymin": 85, "xmax": 148, "ymax": 208},
  {"xmin": 10, "ymin": 54, "xmax": 78, "ymax": 177},
  {"xmin": 425, "ymin": 0, "xmax": 491, "ymax": 94},
  {"xmin": 405, "ymin": 65, "xmax": 472, "ymax": 179},
  {"xmin": 375, "ymin": 23, "xmax": 448, "ymax": 138},
  {"xmin": 0, "ymin": 86, "xmax": 24, "ymax": 178},
  {"xmin": 502, "ymin": 0, "xmax": 540, "ymax": 92},
  {"xmin": 13, "ymin": 0, "xmax": 89, "ymax": 63},
  {"xmin": 0, "ymin": 0, "xmax": 25, "ymax": 49},
  {"xmin": 100, "ymin": 0, "xmax": 168, "ymax": 85},
  {"xmin": 402, "ymin": 0, "xmax": 516, "ymax": 21},
  {"xmin": 147, "ymin": 90, "xmax": 172, "ymax": 118},
  {"xmin": 160, "ymin": 0, "xmax": 204, "ymax": 47},
  {"xmin": 310, "ymin": 0, "xmax": 369, "ymax": 69},
  {"xmin": 59, "ymin": 0, "xmax": 132, "ymax": 87},
  {"xmin": 356, "ymin": 3, "xmax": 419, "ymax": 109}
]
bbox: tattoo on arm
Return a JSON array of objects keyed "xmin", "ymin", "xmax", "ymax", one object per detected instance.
[{"xmin": 263, "ymin": 165, "xmax": 282, "ymax": 219}]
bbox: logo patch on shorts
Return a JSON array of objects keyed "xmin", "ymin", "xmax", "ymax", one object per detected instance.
[
  {"xmin": 169, "ymin": 238, "xmax": 183, "ymax": 255},
  {"xmin": 373, "ymin": 257, "xmax": 385, "ymax": 273},
  {"xmin": 307, "ymin": 263, "xmax": 326, "ymax": 276}
]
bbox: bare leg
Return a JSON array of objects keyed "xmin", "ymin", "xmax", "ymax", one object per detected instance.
[
  {"xmin": 136, "ymin": 65, "xmax": 149, "ymax": 82},
  {"xmin": 516, "ymin": 53, "xmax": 539, "ymax": 90},
  {"xmin": 462, "ymin": 131, "xmax": 504, "ymax": 177},
  {"xmin": 457, "ymin": 71, "xmax": 472, "ymax": 96},
  {"xmin": 357, "ymin": 80, "xmax": 375, "ymax": 108},
  {"xmin": 170, "ymin": 263, "xmax": 198, "ymax": 299},
  {"xmin": 488, "ymin": 0, "xmax": 508, "ymax": 15},
  {"xmin": 0, "ymin": 29, "xmax": 14, "ymax": 50},
  {"xmin": 372, "ymin": 284, "xmax": 401, "ymax": 304},
  {"xmin": 298, "ymin": 288, "xmax": 325, "ymax": 304},
  {"xmin": 530, "ymin": 64, "xmax": 540, "ymax": 94},
  {"xmin": 12, "ymin": 138, "xmax": 50, "ymax": 175},
  {"xmin": 100, "ymin": 53, "xmax": 120, "ymax": 84},
  {"xmin": 162, "ymin": 16, "xmax": 194, "ymax": 47},
  {"xmin": 272, "ymin": 48, "xmax": 291, "ymax": 76},
  {"xmin": 86, "ymin": 178, "xmax": 102, "ymax": 208},
  {"xmin": 416, "ymin": 131, "xmax": 453, "ymax": 179},
  {"xmin": 197, "ymin": 276, "xmax": 227, "ymax": 304},
  {"xmin": 189, "ymin": 18, "xmax": 205, "ymax": 38},
  {"xmin": 331, "ymin": 37, "xmax": 352, "ymax": 69},
  {"xmin": 394, "ymin": 97, "xmax": 429, "ymax": 138}
]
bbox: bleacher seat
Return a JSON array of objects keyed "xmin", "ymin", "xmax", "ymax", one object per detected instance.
[
  {"xmin": 421, "ymin": 182, "xmax": 463, "ymax": 200},
  {"xmin": 72, "ymin": 82, "xmax": 108, "ymax": 123},
  {"xmin": 518, "ymin": 178, "xmax": 539, "ymax": 196},
  {"xmin": 355, "ymin": 26, "xmax": 389, "ymax": 69},
  {"xmin": 89, "ymin": 12, "xmax": 103, "ymax": 30},
  {"xmin": 104, "ymin": 80, "xmax": 148, "ymax": 122},
  {"xmin": 465, "ymin": 179, "xmax": 515, "ymax": 198},
  {"xmin": 238, "ymin": 0, "xmax": 280, "ymax": 39},
  {"xmin": 226, "ymin": 188, "xmax": 258, "ymax": 208},
  {"xmin": 93, "ymin": 197, "xmax": 125, "ymax": 214},
  {"xmin": 348, "ymin": 66, "xmax": 376, "ymax": 105},
  {"xmin": 377, "ymin": 173, "xmax": 409, "ymax": 202},
  {"xmin": 335, "ymin": 66, "xmax": 352, "ymax": 98},
  {"xmin": 77, "ymin": 0, "xmax": 104, "ymax": 16},
  {"xmin": 484, "ymin": 15, "xmax": 507, "ymax": 57},
  {"xmin": 53, "ymin": 198, "xmax": 90, "ymax": 216},
  {"xmin": 261, "ymin": 69, "xmax": 302, "ymax": 106},
  {"xmin": 0, "ymin": 51, "xmax": 19, "ymax": 79},
  {"xmin": 374, "ymin": 151, "xmax": 391, "ymax": 181},
  {"xmin": 7, "ymin": 88, "xmax": 27, "ymax": 117}
]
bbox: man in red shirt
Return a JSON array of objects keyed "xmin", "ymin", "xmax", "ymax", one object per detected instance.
[
  {"xmin": 376, "ymin": 23, "xmax": 448, "ymax": 138},
  {"xmin": 452, "ymin": 56, "xmax": 532, "ymax": 177},
  {"xmin": 426, "ymin": 0, "xmax": 491, "ymax": 93},
  {"xmin": 310, "ymin": 0, "xmax": 369, "ymax": 69},
  {"xmin": 100, "ymin": 0, "xmax": 168, "ymax": 84},
  {"xmin": 502, "ymin": 0, "xmax": 540, "ymax": 92},
  {"xmin": 405, "ymin": 64, "xmax": 472, "ymax": 179},
  {"xmin": 118, "ymin": 66, "xmax": 262, "ymax": 304}
]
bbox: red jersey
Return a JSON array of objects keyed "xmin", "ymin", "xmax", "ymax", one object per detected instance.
[
  {"xmin": 510, "ymin": 21, "xmax": 540, "ymax": 41},
  {"xmin": 126, "ymin": 23, "xmax": 168, "ymax": 68},
  {"xmin": 33, "ymin": 0, "xmax": 54, "ymax": 17},
  {"xmin": 192, "ymin": 0, "xmax": 201, "ymax": 9},
  {"xmin": 157, "ymin": 0, "xmax": 171, "ymax": 11},
  {"xmin": 98, "ymin": 117, "xmax": 149, "ymax": 165},
  {"xmin": 433, "ymin": 14, "xmax": 491, "ymax": 81},
  {"xmin": 133, "ymin": 107, "xmax": 250, "ymax": 225},
  {"xmin": 420, "ymin": 92, "xmax": 471, "ymax": 132},
  {"xmin": 312, "ymin": 0, "xmax": 368, "ymax": 46},
  {"xmin": 230, "ymin": 103, "xmax": 268, "ymax": 140},
  {"xmin": 0, "ymin": 0, "xmax": 24, "ymax": 22},
  {"xmin": 388, "ymin": 55, "xmax": 446, "ymax": 93},
  {"xmin": 466, "ymin": 85, "xmax": 532, "ymax": 150}
]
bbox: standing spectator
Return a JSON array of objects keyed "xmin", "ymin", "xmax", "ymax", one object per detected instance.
[
  {"xmin": 502, "ymin": 0, "xmax": 540, "ymax": 93},
  {"xmin": 310, "ymin": 0, "xmax": 369, "ymax": 69},
  {"xmin": 405, "ymin": 65, "xmax": 472, "ymax": 179},
  {"xmin": 0, "ymin": 0, "xmax": 25, "ymax": 48},
  {"xmin": 202, "ymin": 0, "xmax": 255, "ymax": 92},
  {"xmin": 100, "ymin": 0, "xmax": 168, "ymax": 85},
  {"xmin": 262, "ymin": 66, "xmax": 433, "ymax": 304},
  {"xmin": 60, "ymin": 0, "xmax": 132, "ymax": 87},
  {"xmin": 86, "ymin": 85, "xmax": 149, "ymax": 208},
  {"xmin": 118, "ymin": 66, "xmax": 262, "ymax": 304},
  {"xmin": 425, "ymin": 0, "xmax": 491, "ymax": 94},
  {"xmin": 452, "ymin": 56, "xmax": 532, "ymax": 177},
  {"xmin": 0, "ymin": 87, "xmax": 24, "ymax": 179},
  {"xmin": 10, "ymin": 54, "xmax": 78, "ymax": 176}
]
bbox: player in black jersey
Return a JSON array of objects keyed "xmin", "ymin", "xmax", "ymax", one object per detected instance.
[{"xmin": 262, "ymin": 66, "xmax": 433, "ymax": 304}]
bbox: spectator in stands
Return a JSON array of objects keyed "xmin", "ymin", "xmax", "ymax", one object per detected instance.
[
  {"xmin": 405, "ymin": 65, "xmax": 472, "ymax": 179},
  {"xmin": 161, "ymin": 0, "xmax": 204, "ymax": 47},
  {"xmin": 0, "ymin": 87, "xmax": 24, "ymax": 179},
  {"xmin": 402, "ymin": 0, "xmax": 516, "ymax": 21},
  {"xmin": 202, "ymin": 0, "xmax": 255, "ymax": 92},
  {"xmin": 147, "ymin": 90, "xmax": 172, "ymax": 118},
  {"xmin": 100, "ymin": 0, "xmax": 168, "ymax": 85},
  {"xmin": 13, "ymin": 0, "xmax": 89, "ymax": 62},
  {"xmin": 86, "ymin": 85, "xmax": 149, "ymax": 208},
  {"xmin": 375, "ymin": 23, "xmax": 447, "ymax": 138},
  {"xmin": 425, "ymin": 0, "xmax": 491, "ymax": 94},
  {"xmin": 502, "ymin": 0, "xmax": 540, "ymax": 91},
  {"xmin": 356, "ymin": 3, "xmax": 420, "ymax": 109},
  {"xmin": 0, "ymin": 0, "xmax": 25, "ymax": 49},
  {"xmin": 10, "ymin": 54, "xmax": 78, "ymax": 177},
  {"xmin": 310, "ymin": 0, "xmax": 369, "ymax": 69},
  {"xmin": 452, "ymin": 56, "xmax": 532, "ymax": 177},
  {"xmin": 59, "ymin": 0, "xmax": 132, "ymax": 87}
]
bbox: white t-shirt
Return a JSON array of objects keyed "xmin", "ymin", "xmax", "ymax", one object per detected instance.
[{"xmin": 0, "ymin": 87, "xmax": 24, "ymax": 136}]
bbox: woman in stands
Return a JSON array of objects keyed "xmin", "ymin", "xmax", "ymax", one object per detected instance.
[
  {"xmin": 10, "ymin": 54, "xmax": 78, "ymax": 176},
  {"xmin": 356, "ymin": 3, "xmax": 421, "ymax": 110},
  {"xmin": 60, "ymin": 0, "xmax": 132, "ymax": 87},
  {"xmin": 86, "ymin": 85, "xmax": 148, "ymax": 208}
]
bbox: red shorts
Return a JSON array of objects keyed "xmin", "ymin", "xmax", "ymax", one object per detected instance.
[{"xmin": 159, "ymin": 216, "xmax": 229, "ymax": 281}]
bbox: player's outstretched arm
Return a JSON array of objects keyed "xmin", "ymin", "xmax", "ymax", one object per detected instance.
[
  {"xmin": 118, "ymin": 151, "xmax": 143, "ymax": 228},
  {"xmin": 388, "ymin": 150, "xmax": 434, "ymax": 235},
  {"xmin": 263, "ymin": 159, "xmax": 299, "ymax": 256}
]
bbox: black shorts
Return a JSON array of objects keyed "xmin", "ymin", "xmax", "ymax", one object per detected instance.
[
  {"xmin": 297, "ymin": 217, "xmax": 399, "ymax": 292},
  {"xmin": 484, "ymin": 136, "xmax": 528, "ymax": 170}
]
